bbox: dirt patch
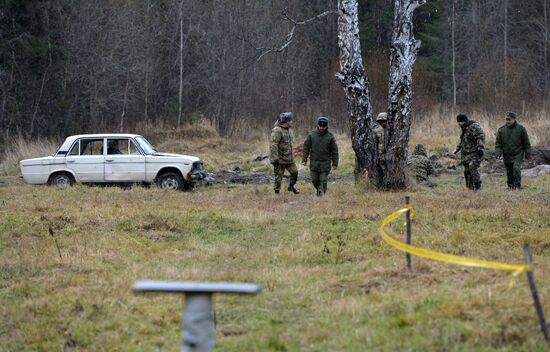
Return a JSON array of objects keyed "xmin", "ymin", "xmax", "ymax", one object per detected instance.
[{"xmin": 202, "ymin": 170, "xmax": 354, "ymax": 186}]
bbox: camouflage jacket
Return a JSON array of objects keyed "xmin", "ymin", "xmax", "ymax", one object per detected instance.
[
  {"xmin": 456, "ymin": 120, "xmax": 485, "ymax": 156},
  {"xmin": 407, "ymin": 151, "xmax": 433, "ymax": 182},
  {"xmin": 270, "ymin": 121, "xmax": 295, "ymax": 164},
  {"xmin": 495, "ymin": 122, "xmax": 531, "ymax": 163},
  {"xmin": 373, "ymin": 123, "xmax": 385, "ymax": 159},
  {"xmin": 302, "ymin": 129, "xmax": 339, "ymax": 172}
]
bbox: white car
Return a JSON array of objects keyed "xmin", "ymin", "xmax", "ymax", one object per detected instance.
[{"xmin": 20, "ymin": 134, "xmax": 205, "ymax": 190}]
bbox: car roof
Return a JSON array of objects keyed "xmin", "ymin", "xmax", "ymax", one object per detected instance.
[{"xmin": 66, "ymin": 133, "xmax": 142, "ymax": 140}]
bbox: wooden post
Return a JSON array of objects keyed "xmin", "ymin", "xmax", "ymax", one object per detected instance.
[
  {"xmin": 523, "ymin": 244, "xmax": 550, "ymax": 344},
  {"xmin": 405, "ymin": 196, "xmax": 412, "ymax": 271}
]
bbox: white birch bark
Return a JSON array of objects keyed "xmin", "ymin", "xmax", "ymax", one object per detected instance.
[
  {"xmin": 335, "ymin": 0, "xmax": 379, "ymax": 182},
  {"xmin": 384, "ymin": 0, "xmax": 426, "ymax": 189}
]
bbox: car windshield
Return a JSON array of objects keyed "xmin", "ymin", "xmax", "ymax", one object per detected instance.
[{"xmin": 135, "ymin": 136, "xmax": 157, "ymax": 155}]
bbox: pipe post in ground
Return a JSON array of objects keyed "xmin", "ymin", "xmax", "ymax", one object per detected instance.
[
  {"xmin": 132, "ymin": 281, "xmax": 261, "ymax": 351},
  {"xmin": 523, "ymin": 244, "xmax": 550, "ymax": 345}
]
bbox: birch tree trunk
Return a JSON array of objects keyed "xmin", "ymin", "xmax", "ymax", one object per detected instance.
[
  {"xmin": 335, "ymin": 0, "xmax": 380, "ymax": 184},
  {"xmin": 384, "ymin": 0, "xmax": 426, "ymax": 189}
]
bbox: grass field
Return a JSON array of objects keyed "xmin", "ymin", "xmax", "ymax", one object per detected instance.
[
  {"xmin": 2, "ymin": 146, "xmax": 550, "ymax": 351},
  {"xmin": 2, "ymin": 117, "xmax": 550, "ymax": 351}
]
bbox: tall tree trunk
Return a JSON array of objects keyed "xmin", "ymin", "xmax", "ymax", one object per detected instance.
[
  {"xmin": 177, "ymin": 0, "xmax": 184, "ymax": 128},
  {"xmin": 451, "ymin": 0, "xmax": 457, "ymax": 107},
  {"xmin": 384, "ymin": 0, "xmax": 426, "ymax": 189},
  {"xmin": 544, "ymin": 0, "xmax": 548, "ymax": 97},
  {"xmin": 119, "ymin": 72, "xmax": 130, "ymax": 133},
  {"xmin": 335, "ymin": 0, "xmax": 379, "ymax": 184},
  {"xmin": 503, "ymin": 0, "xmax": 508, "ymax": 95}
]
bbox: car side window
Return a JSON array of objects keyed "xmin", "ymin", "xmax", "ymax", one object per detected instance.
[
  {"xmin": 107, "ymin": 138, "xmax": 129, "ymax": 155},
  {"xmin": 80, "ymin": 139, "xmax": 104, "ymax": 156},
  {"xmin": 68, "ymin": 141, "xmax": 79, "ymax": 156}
]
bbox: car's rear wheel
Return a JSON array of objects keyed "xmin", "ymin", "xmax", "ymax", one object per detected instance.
[
  {"xmin": 49, "ymin": 172, "xmax": 75, "ymax": 188},
  {"xmin": 157, "ymin": 172, "xmax": 184, "ymax": 190}
]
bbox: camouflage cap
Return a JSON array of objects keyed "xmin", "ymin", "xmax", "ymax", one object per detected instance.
[
  {"xmin": 279, "ymin": 112, "xmax": 293, "ymax": 123},
  {"xmin": 376, "ymin": 112, "xmax": 388, "ymax": 122},
  {"xmin": 505, "ymin": 111, "xmax": 517, "ymax": 120},
  {"xmin": 413, "ymin": 144, "xmax": 427, "ymax": 156}
]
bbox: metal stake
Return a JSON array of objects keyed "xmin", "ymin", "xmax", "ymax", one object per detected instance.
[
  {"xmin": 405, "ymin": 196, "xmax": 412, "ymax": 271},
  {"xmin": 133, "ymin": 281, "xmax": 261, "ymax": 351},
  {"xmin": 523, "ymin": 244, "xmax": 550, "ymax": 344}
]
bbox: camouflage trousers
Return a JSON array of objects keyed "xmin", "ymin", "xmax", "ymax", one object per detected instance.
[
  {"xmin": 462, "ymin": 153, "xmax": 482, "ymax": 189},
  {"xmin": 311, "ymin": 171, "xmax": 330, "ymax": 194},
  {"xmin": 504, "ymin": 157, "xmax": 522, "ymax": 189},
  {"xmin": 274, "ymin": 163, "xmax": 298, "ymax": 192}
]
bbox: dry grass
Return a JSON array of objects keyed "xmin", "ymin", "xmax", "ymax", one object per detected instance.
[
  {"xmin": 0, "ymin": 134, "xmax": 59, "ymax": 177},
  {"xmin": 2, "ymin": 130, "xmax": 550, "ymax": 350}
]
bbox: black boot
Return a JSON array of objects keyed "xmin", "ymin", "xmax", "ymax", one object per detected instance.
[
  {"xmin": 287, "ymin": 184, "xmax": 300, "ymax": 194},
  {"xmin": 316, "ymin": 190, "xmax": 323, "ymax": 197},
  {"xmin": 464, "ymin": 171, "xmax": 472, "ymax": 190},
  {"xmin": 473, "ymin": 181, "xmax": 482, "ymax": 192}
]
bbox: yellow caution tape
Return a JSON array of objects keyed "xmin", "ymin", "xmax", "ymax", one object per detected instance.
[{"xmin": 379, "ymin": 207, "xmax": 530, "ymax": 283}]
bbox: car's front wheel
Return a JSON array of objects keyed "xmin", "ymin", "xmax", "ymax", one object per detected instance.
[
  {"xmin": 157, "ymin": 172, "xmax": 184, "ymax": 191},
  {"xmin": 48, "ymin": 172, "xmax": 75, "ymax": 188}
]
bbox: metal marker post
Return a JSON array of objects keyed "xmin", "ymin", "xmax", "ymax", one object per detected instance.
[
  {"xmin": 523, "ymin": 244, "xmax": 550, "ymax": 344},
  {"xmin": 133, "ymin": 281, "xmax": 261, "ymax": 352},
  {"xmin": 405, "ymin": 196, "xmax": 412, "ymax": 271}
]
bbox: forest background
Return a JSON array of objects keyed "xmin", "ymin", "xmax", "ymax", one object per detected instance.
[{"xmin": 1, "ymin": 0, "xmax": 549, "ymax": 139}]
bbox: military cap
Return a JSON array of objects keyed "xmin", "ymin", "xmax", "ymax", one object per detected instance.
[
  {"xmin": 413, "ymin": 144, "xmax": 427, "ymax": 156},
  {"xmin": 376, "ymin": 112, "xmax": 388, "ymax": 122},
  {"xmin": 279, "ymin": 112, "xmax": 293, "ymax": 123},
  {"xmin": 456, "ymin": 114, "xmax": 468, "ymax": 122},
  {"xmin": 317, "ymin": 116, "xmax": 329, "ymax": 127},
  {"xmin": 505, "ymin": 111, "xmax": 517, "ymax": 120}
]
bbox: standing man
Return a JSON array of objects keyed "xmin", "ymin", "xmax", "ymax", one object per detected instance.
[
  {"xmin": 453, "ymin": 114, "xmax": 485, "ymax": 191},
  {"xmin": 374, "ymin": 112, "xmax": 387, "ymax": 178},
  {"xmin": 495, "ymin": 112, "xmax": 531, "ymax": 189},
  {"xmin": 270, "ymin": 112, "xmax": 299, "ymax": 194},
  {"xmin": 302, "ymin": 116, "xmax": 339, "ymax": 196}
]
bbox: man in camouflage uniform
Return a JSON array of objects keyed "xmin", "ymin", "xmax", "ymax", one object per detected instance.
[
  {"xmin": 373, "ymin": 112, "xmax": 387, "ymax": 178},
  {"xmin": 302, "ymin": 116, "xmax": 339, "ymax": 196},
  {"xmin": 407, "ymin": 144, "xmax": 435, "ymax": 187},
  {"xmin": 270, "ymin": 112, "xmax": 299, "ymax": 194},
  {"xmin": 495, "ymin": 112, "xmax": 531, "ymax": 189},
  {"xmin": 453, "ymin": 114, "xmax": 485, "ymax": 191}
]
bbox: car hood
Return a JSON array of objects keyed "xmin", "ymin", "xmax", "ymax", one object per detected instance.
[
  {"xmin": 20, "ymin": 156, "xmax": 57, "ymax": 166},
  {"xmin": 148, "ymin": 153, "xmax": 200, "ymax": 163}
]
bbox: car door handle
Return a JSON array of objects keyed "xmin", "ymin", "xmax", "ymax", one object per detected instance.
[
  {"xmin": 67, "ymin": 160, "xmax": 75, "ymax": 163},
  {"xmin": 106, "ymin": 159, "xmax": 114, "ymax": 162}
]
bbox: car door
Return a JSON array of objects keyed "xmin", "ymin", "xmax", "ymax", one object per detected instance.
[
  {"xmin": 104, "ymin": 138, "xmax": 146, "ymax": 182},
  {"xmin": 65, "ymin": 138, "xmax": 106, "ymax": 182}
]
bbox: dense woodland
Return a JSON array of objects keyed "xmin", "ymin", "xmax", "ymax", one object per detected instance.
[{"xmin": 1, "ymin": 0, "xmax": 549, "ymax": 137}]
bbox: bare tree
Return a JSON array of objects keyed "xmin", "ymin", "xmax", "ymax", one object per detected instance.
[{"xmin": 335, "ymin": 0, "xmax": 378, "ymax": 182}]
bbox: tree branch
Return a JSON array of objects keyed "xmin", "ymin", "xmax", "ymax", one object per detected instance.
[{"xmin": 253, "ymin": 9, "xmax": 338, "ymax": 62}]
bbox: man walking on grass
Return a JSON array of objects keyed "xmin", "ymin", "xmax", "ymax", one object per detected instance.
[
  {"xmin": 302, "ymin": 116, "xmax": 339, "ymax": 196},
  {"xmin": 453, "ymin": 114, "xmax": 485, "ymax": 191},
  {"xmin": 495, "ymin": 112, "xmax": 531, "ymax": 189},
  {"xmin": 270, "ymin": 112, "xmax": 299, "ymax": 194}
]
